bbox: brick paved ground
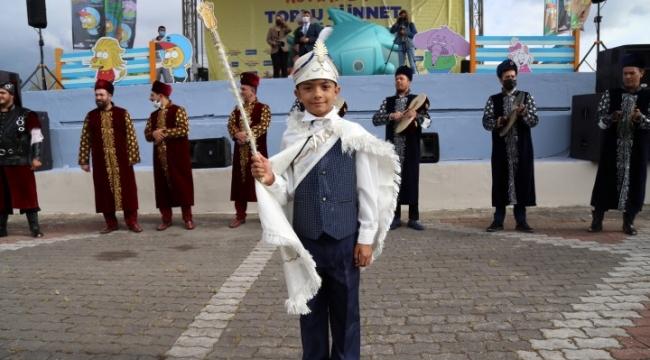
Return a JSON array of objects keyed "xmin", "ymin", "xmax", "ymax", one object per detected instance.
[{"xmin": 1, "ymin": 207, "xmax": 650, "ymax": 359}]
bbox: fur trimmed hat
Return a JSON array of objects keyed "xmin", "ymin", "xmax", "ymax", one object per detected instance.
[
  {"xmin": 94, "ymin": 79, "xmax": 114, "ymax": 95},
  {"xmin": 497, "ymin": 59, "xmax": 518, "ymax": 78},
  {"xmin": 621, "ymin": 54, "xmax": 646, "ymax": 70},
  {"xmin": 240, "ymin": 72, "xmax": 260, "ymax": 88},
  {"xmin": 395, "ymin": 65, "xmax": 413, "ymax": 81},
  {"xmin": 151, "ymin": 80, "xmax": 172, "ymax": 97}
]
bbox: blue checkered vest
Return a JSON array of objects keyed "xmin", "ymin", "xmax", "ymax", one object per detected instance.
[{"xmin": 293, "ymin": 139, "xmax": 359, "ymax": 240}]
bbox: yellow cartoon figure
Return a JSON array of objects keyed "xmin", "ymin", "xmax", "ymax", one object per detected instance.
[
  {"xmin": 90, "ymin": 37, "xmax": 127, "ymax": 83},
  {"xmin": 155, "ymin": 35, "xmax": 193, "ymax": 82},
  {"xmin": 78, "ymin": 7, "xmax": 101, "ymax": 35}
]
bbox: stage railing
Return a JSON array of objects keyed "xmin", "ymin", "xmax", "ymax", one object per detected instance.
[
  {"xmin": 469, "ymin": 29, "xmax": 581, "ymax": 74},
  {"xmin": 54, "ymin": 41, "xmax": 157, "ymax": 90}
]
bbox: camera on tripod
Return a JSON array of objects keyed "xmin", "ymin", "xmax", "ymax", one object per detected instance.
[{"xmin": 397, "ymin": 17, "xmax": 407, "ymax": 29}]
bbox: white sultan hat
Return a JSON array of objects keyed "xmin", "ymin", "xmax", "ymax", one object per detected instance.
[{"xmin": 293, "ymin": 40, "xmax": 340, "ymax": 86}]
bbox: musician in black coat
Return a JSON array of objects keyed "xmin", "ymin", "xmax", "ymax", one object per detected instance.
[
  {"xmin": 482, "ymin": 60, "xmax": 539, "ymax": 233},
  {"xmin": 372, "ymin": 66, "xmax": 431, "ymax": 231},
  {"xmin": 588, "ymin": 54, "xmax": 649, "ymax": 235}
]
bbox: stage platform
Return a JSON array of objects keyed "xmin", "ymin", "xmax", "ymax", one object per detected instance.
[{"xmin": 20, "ymin": 72, "xmax": 615, "ymax": 214}]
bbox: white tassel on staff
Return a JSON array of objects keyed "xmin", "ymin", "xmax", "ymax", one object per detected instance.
[{"xmin": 197, "ymin": 1, "xmax": 258, "ymax": 155}]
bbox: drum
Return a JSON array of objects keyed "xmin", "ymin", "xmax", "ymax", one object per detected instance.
[
  {"xmin": 396, "ymin": 93, "xmax": 429, "ymax": 134},
  {"xmin": 334, "ymin": 97, "xmax": 347, "ymax": 118},
  {"xmin": 499, "ymin": 91, "xmax": 526, "ymax": 137}
]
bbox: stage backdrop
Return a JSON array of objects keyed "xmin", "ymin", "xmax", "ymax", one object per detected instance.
[
  {"xmin": 203, "ymin": 0, "xmax": 465, "ymax": 80},
  {"xmin": 72, "ymin": 0, "xmax": 138, "ymax": 50}
]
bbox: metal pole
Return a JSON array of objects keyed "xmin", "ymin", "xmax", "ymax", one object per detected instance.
[{"xmin": 39, "ymin": 29, "xmax": 47, "ymax": 90}]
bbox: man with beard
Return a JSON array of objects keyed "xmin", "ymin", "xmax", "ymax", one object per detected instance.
[
  {"xmin": 144, "ymin": 81, "xmax": 195, "ymax": 231},
  {"xmin": 482, "ymin": 59, "xmax": 539, "ymax": 233},
  {"xmin": 0, "ymin": 81, "xmax": 45, "ymax": 237},
  {"xmin": 588, "ymin": 54, "xmax": 649, "ymax": 235},
  {"xmin": 78, "ymin": 79, "xmax": 143, "ymax": 233},
  {"xmin": 372, "ymin": 65, "xmax": 431, "ymax": 231}
]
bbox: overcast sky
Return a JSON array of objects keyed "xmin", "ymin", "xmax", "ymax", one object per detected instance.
[{"xmin": 0, "ymin": 0, "xmax": 647, "ymax": 86}]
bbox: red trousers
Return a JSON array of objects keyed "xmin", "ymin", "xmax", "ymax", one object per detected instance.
[
  {"xmin": 103, "ymin": 211, "xmax": 138, "ymax": 227},
  {"xmin": 235, "ymin": 201, "xmax": 248, "ymax": 220},
  {"xmin": 160, "ymin": 206, "xmax": 193, "ymax": 223}
]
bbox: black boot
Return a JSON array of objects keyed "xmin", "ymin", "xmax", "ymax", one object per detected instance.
[
  {"xmin": 587, "ymin": 210, "xmax": 604, "ymax": 232},
  {"xmin": 623, "ymin": 212, "xmax": 637, "ymax": 235},
  {"xmin": 25, "ymin": 211, "xmax": 43, "ymax": 237},
  {"xmin": 0, "ymin": 212, "xmax": 8, "ymax": 237}
]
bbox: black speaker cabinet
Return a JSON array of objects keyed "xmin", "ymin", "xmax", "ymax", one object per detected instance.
[
  {"xmin": 197, "ymin": 67, "xmax": 209, "ymax": 81},
  {"xmin": 33, "ymin": 111, "xmax": 53, "ymax": 171},
  {"xmin": 420, "ymin": 132, "xmax": 440, "ymax": 163},
  {"xmin": 189, "ymin": 137, "xmax": 232, "ymax": 168},
  {"xmin": 569, "ymin": 93, "xmax": 603, "ymax": 162},
  {"xmin": 26, "ymin": 0, "xmax": 47, "ymax": 29},
  {"xmin": 596, "ymin": 44, "xmax": 650, "ymax": 93},
  {"xmin": 0, "ymin": 70, "xmax": 20, "ymax": 84},
  {"xmin": 460, "ymin": 60, "xmax": 470, "ymax": 74}
]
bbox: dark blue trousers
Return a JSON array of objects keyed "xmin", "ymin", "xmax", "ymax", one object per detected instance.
[
  {"xmin": 299, "ymin": 232, "xmax": 361, "ymax": 360},
  {"xmin": 494, "ymin": 205, "xmax": 527, "ymax": 223}
]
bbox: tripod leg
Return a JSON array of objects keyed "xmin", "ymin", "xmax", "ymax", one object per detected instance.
[
  {"xmin": 576, "ymin": 42, "xmax": 597, "ymax": 71},
  {"xmin": 21, "ymin": 66, "xmax": 43, "ymax": 90},
  {"xmin": 382, "ymin": 34, "xmax": 400, "ymax": 75},
  {"xmin": 43, "ymin": 66, "xmax": 64, "ymax": 89}
]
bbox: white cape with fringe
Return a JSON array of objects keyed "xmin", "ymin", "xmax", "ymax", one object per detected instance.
[{"xmin": 255, "ymin": 112, "xmax": 401, "ymax": 315}]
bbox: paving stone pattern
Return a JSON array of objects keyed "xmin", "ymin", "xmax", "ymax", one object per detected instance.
[{"xmin": 0, "ymin": 208, "xmax": 650, "ymax": 359}]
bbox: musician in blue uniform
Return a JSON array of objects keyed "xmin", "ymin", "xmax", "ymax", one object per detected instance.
[
  {"xmin": 251, "ymin": 40, "xmax": 400, "ymax": 360},
  {"xmin": 482, "ymin": 59, "xmax": 539, "ymax": 233},
  {"xmin": 588, "ymin": 54, "xmax": 649, "ymax": 235}
]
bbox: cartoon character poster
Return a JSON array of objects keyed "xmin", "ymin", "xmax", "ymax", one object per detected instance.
[
  {"xmin": 156, "ymin": 34, "xmax": 193, "ymax": 83},
  {"xmin": 72, "ymin": 0, "xmax": 105, "ymax": 49},
  {"xmin": 507, "ymin": 38, "xmax": 533, "ymax": 73},
  {"xmin": 89, "ymin": 37, "xmax": 128, "ymax": 83},
  {"xmin": 105, "ymin": 0, "xmax": 138, "ymax": 49},
  {"xmin": 71, "ymin": 0, "xmax": 137, "ymax": 50},
  {"xmin": 413, "ymin": 26, "xmax": 469, "ymax": 74}
]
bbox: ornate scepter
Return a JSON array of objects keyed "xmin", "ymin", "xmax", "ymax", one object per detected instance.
[{"xmin": 197, "ymin": 1, "xmax": 258, "ymax": 155}]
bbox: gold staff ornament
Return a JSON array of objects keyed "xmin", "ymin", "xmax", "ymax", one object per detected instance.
[{"xmin": 197, "ymin": 1, "xmax": 258, "ymax": 155}]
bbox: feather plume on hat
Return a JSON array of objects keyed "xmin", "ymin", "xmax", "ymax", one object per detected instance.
[{"xmin": 292, "ymin": 39, "xmax": 339, "ymax": 86}]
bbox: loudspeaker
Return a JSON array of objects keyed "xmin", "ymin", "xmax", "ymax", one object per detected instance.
[
  {"xmin": 33, "ymin": 111, "xmax": 53, "ymax": 171},
  {"xmin": 26, "ymin": 0, "xmax": 47, "ymax": 29},
  {"xmin": 569, "ymin": 93, "xmax": 603, "ymax": 162},
  {"xmin": 596, "ymin": 44, "xmax": 650, "ymax": 93},
  {"xmin": 420, "ymin": 132, "xmax": 440, "ymax": 163},
  {"xmin": 460, "ymin": 60, "xmax": 470, "ymax": 74},
  {"xmin": 0, "ymin": 70, "xmax": 20, "ymax": 84},
  {"xmin": 197, "ymin": 67, "xmax": 209, "ymax": 81},
  {"xmin": 189, "ymin": 137, "xmax": 232, "ymax": 168}
]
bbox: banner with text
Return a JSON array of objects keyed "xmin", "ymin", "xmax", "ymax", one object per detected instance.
[
  {"xmin": 202, "ymin": 0, "xmax": 465, "ymax": 80},
  {"xmin": 72, "ymin": 0, "xmax": 138, "ymax": 50}
]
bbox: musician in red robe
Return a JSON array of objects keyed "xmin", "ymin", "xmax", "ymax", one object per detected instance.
[
  {"xmin": 78, "ymin": 80, "xmax": 143, "ymax": 234},
  {"xmin": 228, "ymin": 72, "xmax": 271, "ymax": 228},
  {"xmin": 0, "ymin": 81, "xmax": 44, "ymax": 237},
  {"xmin": 144, "ymin": 81, "xmax": 195, "ymax": 231}
]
